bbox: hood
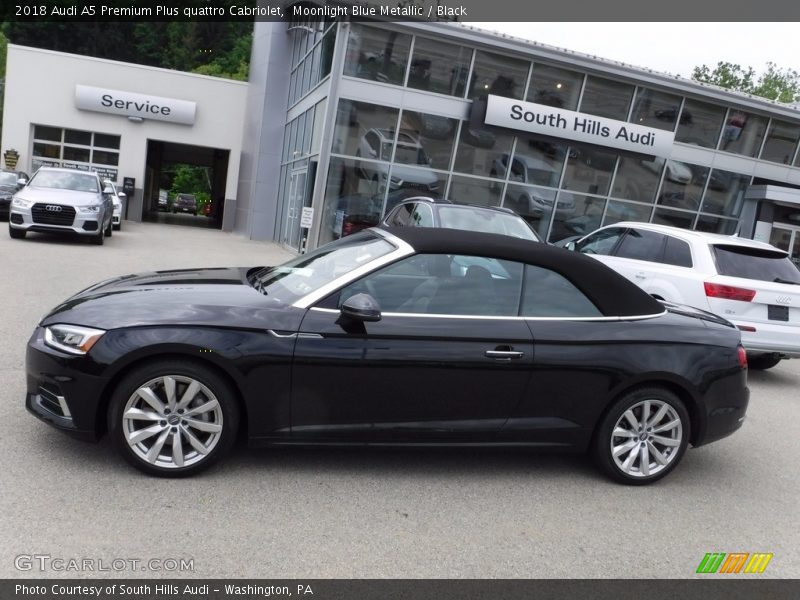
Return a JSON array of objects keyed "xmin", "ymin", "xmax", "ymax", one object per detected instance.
[
  {"xmin": 16, "ymin": 186, "xmax": 103, "ymax": 207},
  {"xmin": 390, "ymin": 164, "xmax": 438, "ymax": 185},
  {"xmin": 40, "ymin": 267, "xmax": 303, "ymax": 331}
]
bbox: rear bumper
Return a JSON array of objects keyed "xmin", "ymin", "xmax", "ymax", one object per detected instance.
[{"xmin": 737, "ymin": 322, "xmax": 800, "ymax": 357}]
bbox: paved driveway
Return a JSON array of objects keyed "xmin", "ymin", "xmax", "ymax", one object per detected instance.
[{"xmin": 0, "ymin": 222, "xmax": 797, "ymax": 579}]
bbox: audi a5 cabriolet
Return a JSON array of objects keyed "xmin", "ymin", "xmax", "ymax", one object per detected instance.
[{"xmin": 25, "ymin": 227, "xmax": 749, "ymax": 483}]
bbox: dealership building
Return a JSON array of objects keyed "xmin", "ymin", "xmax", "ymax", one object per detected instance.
[{"xmin": 5, "ymin": 17, "xmax": 800, "ymax": 260}]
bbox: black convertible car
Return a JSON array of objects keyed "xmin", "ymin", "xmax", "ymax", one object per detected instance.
[{"xmin": 25, "ymin": 227, "xmax": 749, "ymax": 483}]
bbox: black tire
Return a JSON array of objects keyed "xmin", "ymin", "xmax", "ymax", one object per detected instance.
[
  {"xmin": 9, "ymin": 226, "xmax": 25, "ymax": 239},
  {"xmin": 105, "ymin": 219, "xmax": 113, "ymax": 237},
  {"xmin": 108, "ymin": 360, "xmax": 240, "ymax": 477},
  {"xmin": 91, "ymin": 225, "xmax": 105, "ymax": 245},
  {"xmin": 747, "ymin": 353, "xmax": 782, "ymax": 370},
  {"xmin": 592, "ymin": 387, "xmax": 690, "ymax": 485}
]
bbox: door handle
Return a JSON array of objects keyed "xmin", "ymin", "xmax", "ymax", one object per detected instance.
[
  {"xmin": 485, "ymin": 350, "xmax": 525, "ymax": 360},
  {"xmin": 634, "ymin": 272, "xmax": 647, "ymax": 279}
]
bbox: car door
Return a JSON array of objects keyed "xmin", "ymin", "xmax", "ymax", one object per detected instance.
[
  {"xmin": 605, "ymin": 228, "xmax": 668, "ymax": 287},
  {"xmin": 290, "ymin": 253, "xmax": 534, "ymax": 442}
]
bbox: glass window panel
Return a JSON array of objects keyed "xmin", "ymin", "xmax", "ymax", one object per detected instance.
[
  {"xmin": 320, "ymin": 28, "xmax": 335, "ymax": 78},
  {"xmin": 760, "ymin": 120, "xmax": 800, "ymax": 164},
  {"xmin": 521, "ymin": 264, "xmax": 602, "ymax": 318},
  {"xmin": 385, "ymin": 165, "xmax": 445, "ymax": 197},
  {"xmin": 398, "ymin": 111, "xmax": 457, "ymax": 170},
  {"xmin": 674, "ymin": 98, "xmax": 725, "ymax": 148},
  {"xmin": 64, "ymin": 129, "xmax": 91, "ymax": 145},
  {"xmin": 630, "ymin": 88, "xmax": 682, "ymax": 131},
  {"xmin": 658, "ymin": 160, "xmax": 707, "ymax": 212},
  {"xmin": 92, "ymin": 150, "xmax": 119, "ymax": 166},
  {"xmin": 319, "ymin": 157, "xmax": 384, "ymax": 246},
  {"xmin": 561, "ymin": 147, "xmax": 616, "ymax": 196},
  {"xmin": 62, "ymin": 146, "xmax": 90, "ymax": 162},
  {"xmin": 452, "ymin": 123, "xmax": 514, "ymax": 178},
  {"xmin": 33, "ymin": 125, "xmax": 61, "ymax": 141},
  {"xmin": 611, "ymin": 156, "xmax": 662, "ymax": 203},
  {"xmin": 701, "ymin": 169, "xmax": 749, "ymax": 217},
  {"xmin": 468, "ymin": 50, "xmax": 529, "ymax": 100},
  {"xmin": 509, "ymin": 134, "xmax": 568, "ymax": 186},
  {"xmin": 93, "ymin": 133, "xmax": 120, "ymax": 149},
  {"xmin": 33, "ymin": 142, "xmax": 60, "ymax": 159},
  {"xmin": 448, "ymin": 175, "xmax": 502, "ymax": 208},
  {"xmin": 344, "ymin": 24, "xmax": 411, "ymax": 86},
  {"xmin": 503, "ymin": 183, "xmax": 558, "ymax": 241},
  {"xmin": 579, "ymin": 76, "xmax": 634, "ymax": 120},
  {"xmin": 407, "ymin": 37, "xmax": 471, "ymax": 97},
  {"xmin": 603, "ymin": 200, "xmax": 652, "ymax": 226},
  {"xmin": 695, "ymin": 215, "xmax": 739, "ymax": 235},
  {"xmin": 651, "ymin": 207, "xmax": 695, "ymax": 230},
  {"xmin": 311, "ymin": 99, "xmax": 326, "ymax": 154},
  {"xmin": 549, "ymin": 193, "xmax": 607, "ymax": 242},
  {"xmin": 526, "ymin": 63, "xmax": 583, "ymax": 110},
  {"xmin": 332, "ymin": 100, "xmax": 399, "ymax": 160},
  {"xmin": 719, "ymin": 110, "xmax": 768, "ymax": 157}
]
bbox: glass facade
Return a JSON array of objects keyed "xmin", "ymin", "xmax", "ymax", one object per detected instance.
[
  {"xmin": 280, "ymin": 22, "xmax": 800, "ymax": 250},
  {"xmin": 31, "ymin": 125, "xmax": 120, "ymax": 181}
]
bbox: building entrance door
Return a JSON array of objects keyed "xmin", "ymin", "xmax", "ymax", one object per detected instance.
[
  {"xmin": 769, "ymin": 224, "xmax": 800, "ymax": 267},
  {"xmin": 282, "ymin": 168, "xmax": 308, "ymax": 252}
]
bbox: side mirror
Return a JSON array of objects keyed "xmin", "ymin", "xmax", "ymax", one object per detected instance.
[
  {"xmin": 118, "ymin": 192, "xmax": 127, "ymax": 198},
  {"xmin": 565, "ymin": 241, "xmax": 576, "ymax": 251},
  {"xmin": 341, "ymin": 293, "xmax": 381, "ymax": 322},
  {"xmin": 102, "ymin": 186, "xmax": 113, "ymax": 194},
  {"xmin": 16, "ymin": 178, "xmax": 27, "ymax": 188}
]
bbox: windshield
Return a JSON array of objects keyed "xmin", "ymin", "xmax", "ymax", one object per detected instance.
[
  {"xmin": 713, "ymin": 244, "xmax": 800, "ymax": 284},
  {"xmin": 0, "ymin": 172, "xmax": 18, "ymax": 186},
  {"xmin": 30, "ymin": 170, "xmax": 99, "ymax": 193},
  {"xmin": 248, "ymin": 231, "xmax": 396, "ymax": 304},
  {"xmin": 437, "ymin": 207, "xmax": 541, "ymax": 241}
]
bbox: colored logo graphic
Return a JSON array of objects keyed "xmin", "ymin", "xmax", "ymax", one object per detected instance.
[{"xmin": 696, "ymin": 552, "xmax": 773, "ymax": 574}]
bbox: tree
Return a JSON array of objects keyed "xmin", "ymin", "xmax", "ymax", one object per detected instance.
[{"xmin": 692, "ymin": 61, "xmax": 800, "ymax": 103}]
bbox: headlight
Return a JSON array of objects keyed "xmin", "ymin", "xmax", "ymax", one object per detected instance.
[
  {"xmin": 44, "ymin": 324, "xmax": 106, "ymax": 355},
  {"xmin": 77, "ymin": 205, "xmax": 101, "ymax": 213},
  {"xmin": 12, "ymin": 197, "xmax": 32, "ymax": 209}
]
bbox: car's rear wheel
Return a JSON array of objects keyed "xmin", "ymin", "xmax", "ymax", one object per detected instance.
[
  {"xmin": 108, "ymin": 361, "xmax": 239, "ymax": 477},
  {"xmin": 9, "ymin": 226, "xmax": 25, "ymax": 239},
  {"xmin": 593, "ymin": 387, "xmax": 689, "ymax": 485},
  {"xmin": 747, "ymin": 353, "xmax": 782, "ymax": 370}
]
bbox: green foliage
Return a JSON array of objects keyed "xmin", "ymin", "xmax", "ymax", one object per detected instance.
[
  {"xmin": 692, "ymin": 61, "xmax": 800, "ymax": 103},
  {"xmin": 0, "ymin": 21, "xmax": 252, "ymax": 81},
  {"xmin": 168, "ymin": 164, "xmax": 211, "ymax": 206}
]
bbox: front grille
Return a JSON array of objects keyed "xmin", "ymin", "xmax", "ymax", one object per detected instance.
[{"xmin": 32, "ymin": 204, "xmax": 76, "ymax": 226}]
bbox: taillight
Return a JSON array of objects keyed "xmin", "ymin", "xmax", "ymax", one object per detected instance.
[
  {"xmin": 737, "ymin": 345, "xmax": 748, "ymax": 369},
  {"xmin": 704, "ymin": 282, "xmax": 756, "ymax": 302}
]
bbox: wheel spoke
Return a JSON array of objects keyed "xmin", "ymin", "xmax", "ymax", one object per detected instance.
[
  {"xmin": 612, "ymin": 427, "xmax": 637, "ymax": 438},
  {"xmin": 183, "ymin": 417, "xmax": 222, "ymax": 433},
  {"xmin": 163, "ymin": 377, "xmax": 177, "ymax": 410},
  {"xmin": 652, "ymin": 419, "xmax": 681, "ymax": 434},
  {"xmin": 172, "ymin": 430, "xmax": 185, "ymax": 468},
  {"xmin": 640, "ymin": 444, "xmax": 650, "ymax": 476},
  {"xmin": 183, "ymin": 399, "xmax": 219, "ymax": 417},
  {"xmin": 621, "ymin": 445, "xmax": 638, "ymax": 471},
  {"xmin": 136, "ymin": 387, "xmax": 165, "ymax": 414},
  {"xmin": 613, "ymin": 440, "xmax": 638, "ymax": 458},
  {"xmin": 641, "ymin": 401, "xmax": 651, "ymax": 428},
  {"xmin": 623, "ymin": 409, "xmax": 640, "ymax": 431},
  {"xmin": 647, "ymin": 441, "xmax": 668, "ymax": 466},
  {"xmin": 176, "ymin": 380, "xmax": 201, "ymax": 410},
  {"xmin": 646, "ymin": 404, "xmax": 669, "ymax": 428},
  {"xmin": 123, "ymin": 407, "xmax": 162, "ymax": 422},
  {"xmin": 651, "ymin": 434, "xmax": 680, "ymax": 447},
  {"xmin": 127, "ymin": 423, "xmax": 165, "ymax": 446},
  {"xmin": 182, "ymin": 426, "xmax": 210, "ymax": 456},
  {"xmin": 146, "ymin": 429, "xmax": 170, "ymax": 463}
]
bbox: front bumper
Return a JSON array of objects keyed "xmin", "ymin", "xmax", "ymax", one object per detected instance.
[
  {"xmin": 25, "ymin": 327, "xmax": 106, "ymax": 441},
  {"xmin": 10, "ymin": 206, "xmax": 102, "ymax": 236}
]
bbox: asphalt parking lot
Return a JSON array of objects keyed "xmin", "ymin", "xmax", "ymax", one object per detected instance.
[{"xmin": 0, "ymin": 221, "xmax": 798, "ymax": 579}]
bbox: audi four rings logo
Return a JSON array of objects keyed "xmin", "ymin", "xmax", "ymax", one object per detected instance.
[
  {"xmin": 775, "ymin": 296, "xmax": 792, "ymax": 305},
  {"xmin": 45, "ymin": 205, "xmax": 62, "ymax": 212}
]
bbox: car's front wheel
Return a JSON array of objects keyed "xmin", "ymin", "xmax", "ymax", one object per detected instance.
[
  {"xmin": 91, "ymin": 225, "xmax": 105, "ymax": 245},
  {"xmin": 593, "ymin": 387, "xmax": 689, "ymax": 485},
  {"xmin": 9, "ymin": 225, "xmax": 25, "ymax": 239},
  {"xmin": 108, "ymin": 361, "xmax": 239, "ymax": 477}
]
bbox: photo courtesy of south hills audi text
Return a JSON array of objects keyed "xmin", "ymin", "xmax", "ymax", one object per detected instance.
[{"xmin": 14, "ymin": 583, "xmax": 315, "ymax": 597}]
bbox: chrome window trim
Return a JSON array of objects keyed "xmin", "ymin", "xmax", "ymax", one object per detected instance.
[
  {"xmin": 291, "ymin": 229, "xmax": 415, "ymax": 310},
  {"xmin": 308, "ymin": 306, "xmax": 668, "ymax": 322}
]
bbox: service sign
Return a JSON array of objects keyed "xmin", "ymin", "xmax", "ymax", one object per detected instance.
[
  {"xmin": 75, "ymin": 85, "xmax": 196, "ymax": 125},
  {"xmin": 484, "ymin": 95, "xmax": 674, "ymax": 158}
]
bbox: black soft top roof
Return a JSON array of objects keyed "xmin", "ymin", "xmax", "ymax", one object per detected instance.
[{"xmin": 381, "ymin": 227, "xmax": 665, "ymax": 318}]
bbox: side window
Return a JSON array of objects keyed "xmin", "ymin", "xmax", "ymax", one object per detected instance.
[
  {"xmin": 614, "ymin": 229, "xmax": 666, "ymax": 263},
  {"xmin": 521, "ymin": 265, "xmax": 602, "ymax": 317},
  {"xmin": 663, "ymin": 236, "xmax": 693, "ymax": 267},
  {"xmin": 365, "ymin": 131, "xmax": 379, "ymax": 156},
  {"xmin": 387, "ymin": 203, "xmax": 415, "ymax": 226},
  {"xmin": 510, "ymin": 159, "xmax": 525, "ymax": 182},
  {"xmin": 410, "ymin": 203, "xmax": 434, "ymax": 227},
  {"xmin": 576, "ymin": 227, "xmax": 626, "ymax": 255},
  {"xmin": 338, "ymin": 254, "xmax": 523, "ymax": 316}
]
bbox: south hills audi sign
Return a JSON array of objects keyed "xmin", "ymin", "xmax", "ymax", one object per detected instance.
[
  {"xmin": 484, "ymin": 94, "xmax": 675, "ymax": 158},
  {"xmin": 75, "ymin": 85, "xmax": 196, "ymax": 125}
]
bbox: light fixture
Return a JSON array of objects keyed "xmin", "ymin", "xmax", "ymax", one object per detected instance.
[
  {"xmin": 128, "ymin": 116, "xmax": 144, "ymax": 123},
  {"xmin": 556, "ymin": 83, "xmax": 563, "ymax": 89}
]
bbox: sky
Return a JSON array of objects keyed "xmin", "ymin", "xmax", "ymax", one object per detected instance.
[{"xmin": 471, "ymin": 23, "xmax": 800, "ymax": 80}]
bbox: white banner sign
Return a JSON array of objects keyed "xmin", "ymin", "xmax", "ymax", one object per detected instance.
[
  {"xmin": 75, "ymin": 85, "xmax": 196, "ymax": 125},
  {"xmin": 484, "ymin": 95, "xmax": 674, "ymax": 158}
]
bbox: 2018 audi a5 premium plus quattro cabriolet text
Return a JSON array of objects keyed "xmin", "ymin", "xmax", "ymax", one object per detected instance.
[{"xmin": 25, "ymin": 228, "xmax": 749, "ymax": 483}]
